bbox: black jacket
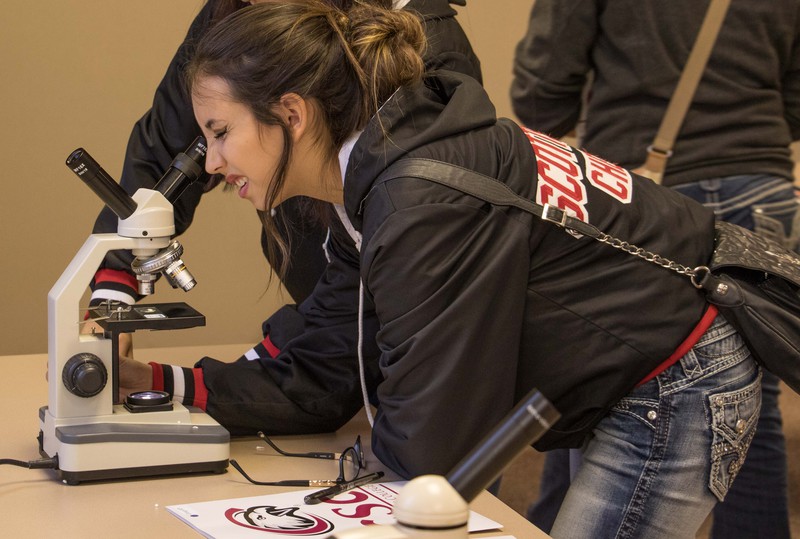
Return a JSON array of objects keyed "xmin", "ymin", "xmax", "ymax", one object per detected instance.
[
  {"xmin": 198, "ymin": 71, "xmax": 716, "ymax": 478},
  {"xmin": 510, "ymin": 0, "xmax": 800, "ymax": 187}
]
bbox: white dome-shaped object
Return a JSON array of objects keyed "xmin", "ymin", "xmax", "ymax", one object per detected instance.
[{"xmin": 393, "ymin": 475, "xmax": 469, "ymax": 531}]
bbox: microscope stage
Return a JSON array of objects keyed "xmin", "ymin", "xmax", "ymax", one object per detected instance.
[{"xmin": 89, "ymin": 301, "xmax": 206, "ymax": 333}]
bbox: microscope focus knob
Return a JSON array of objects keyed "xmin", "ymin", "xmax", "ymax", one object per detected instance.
[{"xmin": 62, "ymin": 353, "xmax": 108, "ymax": 397}]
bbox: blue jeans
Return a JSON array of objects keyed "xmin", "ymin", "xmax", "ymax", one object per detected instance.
[
  {"xmin": 674, "ymin": 174, "xmax": 799, "ymax": 250},
  {"xmin": 528, "ymin": 174, "xmax": 795, "ymax": 537},
  {"xmin": 550, "ymin": 316, "xmax": 761, "ymax": 539},
  {"xmin": 674, "ymin": 174, "xmax": 793, "ymax": 538}
]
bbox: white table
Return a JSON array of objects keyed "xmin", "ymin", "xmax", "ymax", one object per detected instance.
[{"xmin": 1, "ymin": 344, "xmax": 550, "ymax": 538}]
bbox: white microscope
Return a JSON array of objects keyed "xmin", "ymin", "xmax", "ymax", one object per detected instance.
[{"xmin": 38, "ymin": 138, "xmax": 229, "ymax": 484}]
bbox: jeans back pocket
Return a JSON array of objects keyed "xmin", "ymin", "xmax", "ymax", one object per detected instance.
[
  {"xmin": 753, "ymin": 196, "xmax": 800, "ymax": 251},
  {"xmin": 707, "ymin": 371, "xmax": 762, "ymax": 501}
]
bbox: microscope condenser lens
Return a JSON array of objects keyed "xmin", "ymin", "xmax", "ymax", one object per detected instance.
[{"xmin": 126, "ymin": 390, "xmax": 171, "ymax": 406}]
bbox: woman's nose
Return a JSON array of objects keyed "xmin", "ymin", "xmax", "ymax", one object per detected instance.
[{"xmin": 204, "ymin": 144, "xmax": 224, "ymax": 175}]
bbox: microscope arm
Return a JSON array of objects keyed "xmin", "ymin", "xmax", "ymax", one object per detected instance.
[{"xmin": 48, "ymin": 231, "xmax": 172, "ymax": 420}]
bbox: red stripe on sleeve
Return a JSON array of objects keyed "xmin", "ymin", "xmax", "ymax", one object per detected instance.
[
  {"xmin": 192, "ymin": 368, "xmax": 208, "ymax": 411},
  {"xmin": 95, "ymin": 269, "xmax": 138, "ymax": 289},
  {"xmin": 149, "ymin": 362, "xmax": 165, "ymax": 392},
  {"xmin": 262, "ymin": 335, "xmax": 280, "ymax": 358}
]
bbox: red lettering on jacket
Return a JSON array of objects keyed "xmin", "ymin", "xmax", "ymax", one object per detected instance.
[
  {"xmin": 521, "ymin": 128, "xmax": 588, "ymax": 222},
  {"xmin": 582, "ymin": 151, "xmax": 632, "ymax": 203}
]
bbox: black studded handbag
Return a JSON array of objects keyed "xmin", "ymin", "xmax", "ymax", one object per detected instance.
[
  {"xmin": 691, "ymin": 220, "xmax": 800, "ymax": 394},
  {"xmin": 376, "ymin": 158, "xmax": 800, "ymax": 395}
]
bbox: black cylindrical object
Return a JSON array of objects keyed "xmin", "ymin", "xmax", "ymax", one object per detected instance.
[
  {"xmin": 154, "ymin": 136, "xmax": 208, "ymax": 203},
  {"xmin": 66, "ymin": 148, "xmax": 137, "ymax": 220},
  {"xmin": 445, "ymin": 388, "xmax": 560, "ymax": 503}
]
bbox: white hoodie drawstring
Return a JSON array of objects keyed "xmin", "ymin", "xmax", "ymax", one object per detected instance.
[
  {"xmin": 333, "ymin": 203, "xmax": 374, "ymax": 428},
  {"xmin": 357, "ymin": 279, "xmax": 375, "ymax": 427},
  {"xmin": 334, "ymin": 129, "xmax": 374, "ymax": 428}
]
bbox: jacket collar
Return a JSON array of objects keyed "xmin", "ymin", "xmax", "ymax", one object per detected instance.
[{"xmin": 342, "ymin": 70, "xmax": 496, "ymax": 229}]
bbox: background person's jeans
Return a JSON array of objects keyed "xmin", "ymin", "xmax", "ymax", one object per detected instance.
[
  {"xmin": 674, "ymin": 174, "xmax": 794, "ymax": 538},
  {"xmin": 674, "ymin": 174, "xmax": 799, "ymax": 250},
  {"xmin": 550, "ymin": 316, "xmax": 761, "ymax": 539}
]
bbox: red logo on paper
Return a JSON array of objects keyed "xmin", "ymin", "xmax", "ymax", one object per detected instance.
[{"xmin": 225, "ymin": 505, "xmax": 335, "ymax": 535}]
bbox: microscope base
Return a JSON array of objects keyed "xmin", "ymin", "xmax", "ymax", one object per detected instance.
[{"xmin": 38, "ymin": 404, "xmax": 229, "ymax": 485}]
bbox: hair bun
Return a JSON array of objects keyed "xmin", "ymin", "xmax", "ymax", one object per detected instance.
[
  {"xmin": 347, "ymin": 4, "xmax": 426, "ymax": 59},
  {"xmin": 340, "ymin": 3, "xmax": 426, "ymax": 108}
]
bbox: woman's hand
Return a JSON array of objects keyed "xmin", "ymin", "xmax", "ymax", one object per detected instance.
[
  {"xmin": 117, "ymin": 332, "xmax": 134, "ymax": 360},
  {"xmin": 118, "ymin": 353, "xmax": 154, "ymax": 402}
]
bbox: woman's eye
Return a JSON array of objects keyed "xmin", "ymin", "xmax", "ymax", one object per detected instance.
[{"xmin": 214, "ymin": 128, "xmax": 228, "ymax": 140}]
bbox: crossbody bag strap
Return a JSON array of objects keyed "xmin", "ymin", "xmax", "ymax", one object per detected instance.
[
  {"xmin": 372, "ymin": 157, "xmax": 702, "ymax": 281},
  {"xmin": 640, "ymin": 0, "xmax": 731, "ymax": 180},
  {"xmin": 372, "ymin": 157, "xmax": 604, "ymax": 239}
]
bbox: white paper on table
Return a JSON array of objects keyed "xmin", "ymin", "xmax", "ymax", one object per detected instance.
[{"xmin": 167, "ymin": 481, "xmax": 502, "ymax": 538}]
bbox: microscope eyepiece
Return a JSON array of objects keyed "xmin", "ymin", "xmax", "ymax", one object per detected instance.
[
  {"xmin": 66, "ymin": 148, "xmax": 138, "ymax": 219},
  {"xmin": 154, "ymin": 136, "xmax": 208, "ymax": 203},
  {"xmin": 66, "ymin": 141, "xmax": 203, "ymax": 296}
]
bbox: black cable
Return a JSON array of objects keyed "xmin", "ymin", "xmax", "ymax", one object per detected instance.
[{"xmin": 0, "ymin": 456, "xmax": 59, "ymax": 469}]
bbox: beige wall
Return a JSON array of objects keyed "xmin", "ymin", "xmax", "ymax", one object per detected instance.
[{"xmin": 0, "ymin": 1, "xmax": 534, "ymax": 355}]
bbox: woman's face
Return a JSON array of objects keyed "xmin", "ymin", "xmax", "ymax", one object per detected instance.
[{"xmin": 193, "ymin": 76, "xmax": 285, "ymax": 211}]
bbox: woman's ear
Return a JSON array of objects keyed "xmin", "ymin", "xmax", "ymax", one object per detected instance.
[{"xmin": 277, "ymin": 93, "xmax": 309, "ymax": 142}]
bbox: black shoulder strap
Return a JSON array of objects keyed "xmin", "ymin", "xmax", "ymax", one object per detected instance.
[
  {"xmin": 372, "ymin": 159, "xmax": 800, "ymax": 289},
  {"xmin": 372, "ymin": 157, "xmax": 605, "ymax": 240}
]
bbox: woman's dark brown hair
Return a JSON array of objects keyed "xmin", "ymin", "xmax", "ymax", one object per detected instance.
[
  {"xmin": 187, "ymin": 0, "xmax": 425, "ymax": 279},
  {"xmin": 210, "ymin": 0, "xmax": 392, "ymax": 23}
]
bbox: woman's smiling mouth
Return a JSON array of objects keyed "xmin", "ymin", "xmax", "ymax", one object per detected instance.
[{"xmin": 226, "ymin": 175, "xmax": 249, "ymax": 198}]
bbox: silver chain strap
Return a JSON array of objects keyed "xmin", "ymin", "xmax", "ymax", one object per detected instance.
[
  {"xmin": 541, "ymin": 203, "xmax": 710, "ymax": 289},
  {"xmin": 595, "ymin": 232, "xmax": 707, "ymax": 287}
]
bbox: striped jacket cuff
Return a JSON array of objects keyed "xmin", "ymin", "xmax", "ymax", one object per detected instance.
[
  {"xmin": 149, "ymin": 362, "xmax": 208, "ymax": 410},
  {"xmin": 90, "ymin": 269, "xmax": 139, "ymax": 306}
]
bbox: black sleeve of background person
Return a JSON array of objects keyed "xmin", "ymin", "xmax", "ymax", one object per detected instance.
[
  {"xmin": 406, "ymin": 0, "xmax": 483, "ymax": 85},
  {"xmin": 261, "ymin": 197, "xmax": 330, "ymax": 304},
  {"xmin": 91, "ymin": 2, "xmax": 216, "ymax": 275}
]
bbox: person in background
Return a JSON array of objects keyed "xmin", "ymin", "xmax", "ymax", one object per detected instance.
[
  {"xmin": 119, "ymin": 3, "xmax": 762, "ymax": 537},
  {"xmin": 510, "ymin": 1, "xmax": 800, "ymax": 536},
  {"xmin": 89, "ymin": 0, "xmax": 481, "ymax": 307}
]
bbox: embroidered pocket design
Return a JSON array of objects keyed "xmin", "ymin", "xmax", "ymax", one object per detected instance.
[{"xmin": 707, "ymin": 373, "xmax": 761, "ymax": 501}]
